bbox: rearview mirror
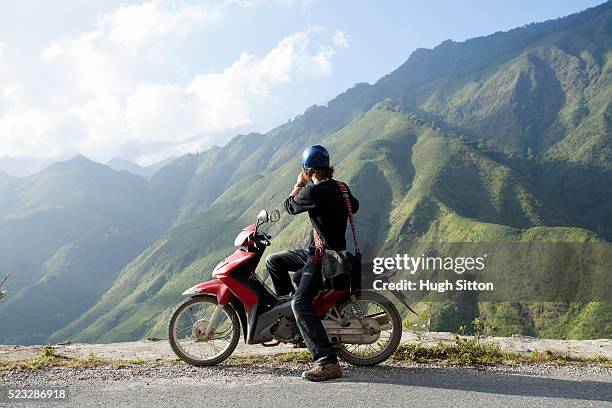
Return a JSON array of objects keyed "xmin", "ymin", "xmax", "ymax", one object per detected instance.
[
  {"xmin": 270, "ymin": 209, "xmax": 280, "ymax": 222},
  {"xmin": 257, "ymin": 210, "xmax": 269, "ymax": 224}
]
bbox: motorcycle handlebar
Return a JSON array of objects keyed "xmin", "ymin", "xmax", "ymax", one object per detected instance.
[{"xmin": 252, "ymin": 230, "xmax": 271, "ymax": 247}]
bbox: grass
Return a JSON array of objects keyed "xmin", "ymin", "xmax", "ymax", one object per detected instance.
[
  {"xmin": 228, "ymin": 351, "xmax": 311, "ymax": 365},
  {"xmin": 390, "ymin": 334, "xmax": 611, "ymax": 367},
  {"xmin": 1, "ymin": 340, "xmax": 609, "ymax": 372},
  {"xmin": 0, "ymin": 346, "xmax": 147, "ymax": 371},
  {"xmin": 226, "ymin": 334, "xmax": 610, "ymax": 368}
]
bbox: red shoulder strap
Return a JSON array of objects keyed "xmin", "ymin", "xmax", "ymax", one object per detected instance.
[{"xmin": 336, "ymin": 181, "xmax": 361, "ymax": 255}]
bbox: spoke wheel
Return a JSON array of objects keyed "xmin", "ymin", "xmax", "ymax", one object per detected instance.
[
  {"xmin": 336, "ymin": 291, "xmax": 402, "ymax": 366},
  {"xmin": 168, "ymin": 296, "xmax": 240, "ymax": 366}
]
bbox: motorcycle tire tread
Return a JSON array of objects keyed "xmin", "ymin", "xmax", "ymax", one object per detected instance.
[{"xmin": 168, "ymin": 295, "xmax": 240, "ymax": 366}]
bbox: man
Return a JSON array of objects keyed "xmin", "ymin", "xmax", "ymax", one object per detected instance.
[{"xmin": 265, "ymin": 144, "xmax": 359, "ymax": 382}]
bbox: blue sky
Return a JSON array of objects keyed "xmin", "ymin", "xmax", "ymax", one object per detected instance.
[{"xmin": 0, "ymin": 0, "xmax": 603, "ymax": 166}]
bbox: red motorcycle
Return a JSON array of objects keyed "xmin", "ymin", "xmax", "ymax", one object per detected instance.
[{"xmin": 168, "ymin": 209, "xmax": 402, "ymax": 366}]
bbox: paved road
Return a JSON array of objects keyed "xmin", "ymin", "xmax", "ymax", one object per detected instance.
[{"xmin": 3, "ymin": 363, "xmax": 611, "ymax": 407}]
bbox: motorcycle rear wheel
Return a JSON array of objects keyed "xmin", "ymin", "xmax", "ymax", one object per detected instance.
[
  {"xmin": 168, "ymin": 295, "xmax": 240, "ymax": 366},
  {"xmin": 335, "ymin": 291, "xmax": 402, "ymax": 366}
]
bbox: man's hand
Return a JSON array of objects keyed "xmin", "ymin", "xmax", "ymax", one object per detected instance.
[
  {"xmin": 291, "ymin": 171, "xmax": 308, "ymax": 197},
  {"xmin": 296, "ymin": 170, "xmax": 308, "ymax": 185}
]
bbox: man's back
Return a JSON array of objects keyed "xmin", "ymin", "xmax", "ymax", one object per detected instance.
[{"xmin": 284, "ymin": 179, "xmax": 359, "ymax": 251}]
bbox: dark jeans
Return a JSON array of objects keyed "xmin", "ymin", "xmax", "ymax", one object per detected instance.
[
  {"xmin": 265, "ymin": 250, "xmax": 338, "ymax": 365},
  {"xmin": 266, "ymin": 249, "xmax": 308, "ymax": 297}
]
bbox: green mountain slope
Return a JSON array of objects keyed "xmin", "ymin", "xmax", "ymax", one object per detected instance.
[
  {"xmin": 0, "ymin": 157, "xmax": 171, "ymax": 344},
  {"xmin": 4, "ymin": 3, "xmax": 611, "ymax": 344},
  {"xmin": 55, "ymin": 106, "xmax": 609, "ymax": 344},
  {"xmin": 54, "ymin": 3, "xmax": 612, "ymax": 343}
]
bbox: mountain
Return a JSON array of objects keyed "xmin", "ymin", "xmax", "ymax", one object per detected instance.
[
  {"xmin": 0, "ymin": 156, "xmax": 58, "ymax": 177},
  {"xmin": 106, "ymin": 157, "xmax": 177, "ymax": 178},
  {"xmin": 49, "ymin": 3, "xmax": 612, "ymax": 343},
  {"xmin": 106, "ymin": 158, "xmax": 146, "ymax": 176},
  {"xmin": 0, "ymin": 156, "xmax": 173, "ymax": 344},
  {"xmin": 0, "ymin": 155, "xmax": 176, "ymax": 180},
  {"xmin": 0, "ymin": 170, "xmax": 16, "ymax": 186},
  {"xmin": 1, "ymin": 3, "xmax": 610, "ymax": 344}
]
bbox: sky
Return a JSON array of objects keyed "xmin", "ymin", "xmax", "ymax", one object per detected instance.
[{"xmin": 0, "ymin": 0, "xmax": 604, "ymax": 170}]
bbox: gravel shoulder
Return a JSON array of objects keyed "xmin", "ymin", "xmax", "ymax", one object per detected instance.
[
  {"xmin": 2, "ymin": 331, "xmax": 611, "ymax": 362},
  {"xmin": 1, "ymin": 332, "xmax": 611, "ymax": 408}
]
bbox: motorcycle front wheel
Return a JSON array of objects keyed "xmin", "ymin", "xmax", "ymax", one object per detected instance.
[
  {"xmin": 335, "ymin": 291, "xmax": 402, "ymax": 366},
  {"xmin": 168, "ymin": 295, "xmax": 240, "ymax": 366}
]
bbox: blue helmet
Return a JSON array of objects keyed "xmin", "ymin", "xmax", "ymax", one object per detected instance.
[{"xmin": 302, "ymin": 145, "xmax": 330, "ymax": 169}]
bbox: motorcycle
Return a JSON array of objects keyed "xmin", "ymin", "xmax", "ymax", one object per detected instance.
[{"xmin": 168, "ymin": 209, "xmax": 402, "ymax": 366}]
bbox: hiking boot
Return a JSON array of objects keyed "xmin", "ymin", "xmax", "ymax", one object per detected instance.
[{"xmin": 301, "ymin": 362, "xmax": 342, "ymax": 382}]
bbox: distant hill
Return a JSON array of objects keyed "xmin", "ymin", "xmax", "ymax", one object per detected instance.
[
  {"xmin": 0, "ymin": 157, "xmax": 56, "ymax": 177},
  {"xmin": 1, "ymin": 3, "xmax": 610, "ymax": 344},
  {"xmin": 0, "ymin": 156, "xmax": 174, "ymax": 344},
  {"xmin": 106, "ymin": 157, "xmax": 177, "ymax": 178},
  {"xmin": 0, "ymin": 170, "xmax": 16, "ymax": 183}
]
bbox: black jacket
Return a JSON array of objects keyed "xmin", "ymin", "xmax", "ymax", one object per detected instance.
[{"xmin": 284, "ymin": 179, "xmax": 359, "ymax": 252}]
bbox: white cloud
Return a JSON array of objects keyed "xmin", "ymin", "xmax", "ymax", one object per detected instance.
[
  {"xmin": 0, "ymin": 1, "xmax": 344, "ymax": 164},
  {"xmin": 41, "ymin": 1, "xmax": 217, "ymax": 96},
  {"xmin": 333, "ymin": 30, "xmax": 349, "ymax": 48},
  {"xmin": 125, "ymin": 83, "xmax": 189, "ymax": 139},
  {"xmin": 183, "ymin": 28, "xmax": 336, "ymax": 134},
  {"xmin": 103, "ymin": 2, "xmax": 219, "ymax": 54},
  {"xmin": 0, "ymin": 104, "xmax": 65, "ymax": 157},
  {"xmin": 277, "ymin": 0, "xmax": 314, "ymax": 8}
]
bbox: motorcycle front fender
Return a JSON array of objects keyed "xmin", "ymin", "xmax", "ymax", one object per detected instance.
[
  {"xmin": 182, "ymin": 279, "xmax": 232, "ymax": 305},
  {"xmin": 182, "ymin": 279, "xmax": 248, "ymax": 342}
]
